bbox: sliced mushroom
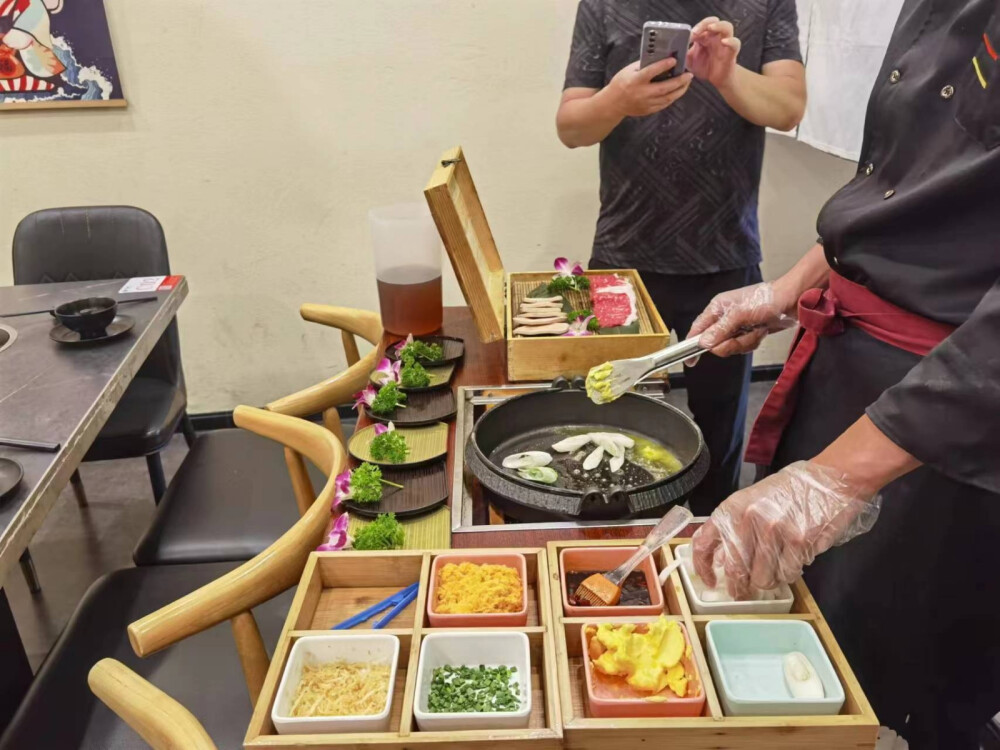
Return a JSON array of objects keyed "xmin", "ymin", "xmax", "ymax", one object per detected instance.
[
  {"xmin": 552, "ymin": 434, "xmax": 593, "ymax": 453},
  {"xmin": 609, "ymin": 454, "xmax": 625, "ymax": 473},
  {"xmin": 591, "ymin": 432, "xmax": 635, "ymax": 449},
  {"xmin": 517, "ymin": 310, "xmax": 568, "ymax": 319},
  {"xmin": 513, "ymin": 323, "xmax": 570, "ymax": 336},
  {"xmin": 501, "ymin": 451, "xmax": 553, "ymax": 469},
  {"xmin": 524, "ymin": 295, "xmax": 563, "ymax": 304},
  {"xmin": 519, "ymin": 306, "xmax": 563, "ymax": 316},
  {"xmin": 583, "ymin": 444, "xmax": 605, "ymax": 470},
  {"xmin": 513, "ymin": 315, "xmax": 567, "ymax": 326}
]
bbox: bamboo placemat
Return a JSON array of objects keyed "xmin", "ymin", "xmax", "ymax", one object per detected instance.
[{"xmin": 348, "ymin": 506, "xmax": 451, "ymax": 550}]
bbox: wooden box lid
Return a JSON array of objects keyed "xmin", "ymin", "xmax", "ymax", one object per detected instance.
[{"xmin": 424, "ymin": 146, "xmax": 506, "ymax": 343}]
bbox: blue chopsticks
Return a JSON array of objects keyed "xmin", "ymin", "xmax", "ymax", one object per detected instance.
[{"xmin": 332, "ymin": 582, "xmax": 419, "ymax": 630}]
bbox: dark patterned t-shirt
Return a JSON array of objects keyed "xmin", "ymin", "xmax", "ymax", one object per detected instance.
[{"xmin": 565, "ymin": 0, "xmax": 802, "ymax": 274}]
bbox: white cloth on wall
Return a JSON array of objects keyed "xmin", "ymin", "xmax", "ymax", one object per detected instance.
[{"xmin": 768, "ymin": 0, "xmax": 906, "ymax": 162}]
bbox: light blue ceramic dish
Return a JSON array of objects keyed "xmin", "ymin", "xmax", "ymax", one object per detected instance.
[{"xmin": 705, "ymin": 620, "xmax": 845, "ymax": 716}]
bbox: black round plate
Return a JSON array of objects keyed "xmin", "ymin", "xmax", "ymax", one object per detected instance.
[
  {"xmin": 386, "ymin": 335, "xmax": 464, "ymax": 365},
  {"xmin": 365, "ymin": 389, "xmax": 457, "ymax": 427},
  {"xmin": 50, "ymin": 314, "xmax": 135, "ymax": 345},
  {"xmin": 343, "ymin": 461, "xmax": 449, "ymax": 519},
  {"xmin": 0, "ymin": 458, "xmax": 24, "ymax": 503}
]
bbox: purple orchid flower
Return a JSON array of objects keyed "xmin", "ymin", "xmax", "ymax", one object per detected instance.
[
  {"xmin": 563, "ymin": 315, "xmax": 596, "ymax": 337},
  {"xmin": 373, "ymin": 422, "xmax": 395, "ymax": 437},
  {"xmin": 375, "ymin": 357, "xmax": 401, "ymax": 384},
  {"xmin": 332, "ymin": 469, "xmax": 352, "ymax": 509},
  {"xmin": 317, "ymin": 513, "xmax": 351, "ymax": 551},
  {"xmin": 352, "ymin": 384, "xmax": 378, "ymax": 412},
  {"xmin": 554, "ymin": 257, "xmax": 585, "ymax": 277}
]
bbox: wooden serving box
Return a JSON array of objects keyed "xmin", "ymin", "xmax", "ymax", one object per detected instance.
[
  {"xmin": 424, "ymin": 147, "xmax": 670, "ymax": 382},
  {"xmin": 246, "ymin": 549, "xmax": 563, "ymax": 749},
  {"xmin": 546, "ymin": 539, "xmax": 880, "ymax": 750}
]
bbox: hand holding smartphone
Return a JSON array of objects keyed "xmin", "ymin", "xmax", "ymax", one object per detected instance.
[{"xmin": 640, "ymin": 22, "xmax": 692, "ymax": 82}]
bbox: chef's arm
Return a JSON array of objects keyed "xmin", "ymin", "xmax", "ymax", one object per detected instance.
[
  {"xmin": 715, "ymin": 61, "xmax": 807, "ymax": 132},
  {"xmin": 864, "ymin": 277, "xmax": 1000, "ymax": 493},
  {"xmin": 813, "ymin": 415, "xmax": 922, "ymax": 494},
  {"xmin": 771, "ymin": 243, "xmax": 830, "ymax": 314}
]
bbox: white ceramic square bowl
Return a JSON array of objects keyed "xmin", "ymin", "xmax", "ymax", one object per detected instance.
[
  {"xmin": 272, "ymin": 634, "xmax": 401, "ymax": 734},
  {"xmin": 414, "ymin": 631, "xmax": 532, "ymax": 731},
  {"xmin": 705, "ymin": 620, "xmax": 845, "ymax": 716},
  {"xmin": 675, "ymin": 544, "xmax": 794, "ymax": 615}
]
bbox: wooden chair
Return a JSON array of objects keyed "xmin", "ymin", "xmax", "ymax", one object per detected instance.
[
  {"xmin": 131, "ymin": 305, "xmax": 382, "ymax": 566},
  {"xmin": 0, "ymin": 406, "xmax": 346, "ymax": 750}
]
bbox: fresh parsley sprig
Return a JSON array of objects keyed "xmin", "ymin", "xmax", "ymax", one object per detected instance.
[
  {"xmin": 400, "ymin": 357, "xmax": 431, "ymax": 388},
  {"xmin": 352, "ymin": 512, "xmax": 405, "ymax": 550},
  {"xmin": 370, "ymin": 381, "xmax": 407, "ymax": 416},
  {"xmin": 349, "ymin": 463, "xmax": 404, "ymax": 504},
  {"xmin": 369, "ymin": 430, "xmax": 409, "ymax": 463},
  {"xmin": 399, "ymin": 340, "xmax": 443, "ymax": 363},
  {"xmin": 547, "ymin": 275, "xmax": 590, "ymax": 295}
]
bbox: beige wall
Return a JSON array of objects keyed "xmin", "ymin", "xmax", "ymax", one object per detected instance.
[{"xmin": 0, "ymin": 0, "xmax": 856, "ymax": 412}]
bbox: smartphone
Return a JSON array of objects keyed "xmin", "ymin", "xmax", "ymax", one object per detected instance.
[{"xmin": 639, "ymin": 21, "xmax": 692, "ymax": 82}]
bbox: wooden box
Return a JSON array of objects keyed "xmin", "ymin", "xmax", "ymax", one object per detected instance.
[
  {"xmin": 546, "ymin": 539, "xmax": 880, "ymax": 750},
  {"xmin": 425, "ymin": 147, "xmax": 670, "ymax": 382},
  {"xmin": 246, "ymin": 549, "xmax": 563, "ymax": 749}
]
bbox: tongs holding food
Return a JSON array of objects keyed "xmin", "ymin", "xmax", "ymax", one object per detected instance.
[{"xmin": 331, "ymin": 582, "xmax": 419, "ymax": 630}]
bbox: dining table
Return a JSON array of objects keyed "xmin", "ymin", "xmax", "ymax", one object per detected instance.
[
  {"xmin": 0, "ymin": 277, "xmax": 188, "ymax": 729},
  {"xmin": 358, "ymin": 306, "xmax": 700, "ymax": 550}
]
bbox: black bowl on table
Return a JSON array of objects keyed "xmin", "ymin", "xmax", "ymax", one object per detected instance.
[
  {"xmin": 51, "ymin": 297, "xmax": 118, "ymax": 339},
  {"xmin": 465, "ymin": 378, "xmax": 710, "ymax": 522}
]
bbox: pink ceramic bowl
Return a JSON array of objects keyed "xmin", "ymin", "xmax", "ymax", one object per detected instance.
[
  {"xmin": 560, "ymin": 547, "xmax": 664, "ymax": 618},
  {"xmin": 427, "ymin": 552, "xmax": 528, "ymax": 627},
  {"xmin": 582, "ymin": 621, "xmax": 706, "ymax": 718}
]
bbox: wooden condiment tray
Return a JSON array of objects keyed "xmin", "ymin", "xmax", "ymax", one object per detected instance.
[
  {"xmin": 546, "ymin": 539, "xmax": 880, "ymax": 750},
  {"xmin": 245, "ymin": 549, "xmax": 563, "ymax": 749},
  {"xmin": 425, "ymin": 147, "xmax": 670, "ymax": 381}
]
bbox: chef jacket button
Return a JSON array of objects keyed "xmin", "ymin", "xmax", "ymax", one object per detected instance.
[
  {"xmin": 941, "ymin": 84, "xmax": 955, "ymax": 99},
  {"xmin": 889, "ymin": 69, "xmax": 901, "ymax": 84},
  {"xmin": 864, "ymin": 162, "xmax": 874, "ymax": 176},
  {"xmin": 884, "ymin": 189, "xmax": 896, "ymax": 199}
]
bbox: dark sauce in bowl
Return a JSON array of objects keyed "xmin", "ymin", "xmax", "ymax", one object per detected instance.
[{"xmin": 566, "ymin": 570, "xmax": 651, "ymax": 607}]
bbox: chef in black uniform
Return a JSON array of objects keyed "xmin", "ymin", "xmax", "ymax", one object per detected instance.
[{"xmin": 687, "ymin": 1, "xmax": 1000, "ymax": 747}]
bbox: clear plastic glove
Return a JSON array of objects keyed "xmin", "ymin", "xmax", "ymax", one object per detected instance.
[
  {"xmin": 687, "ymin": 282, "xmax": 795, "ymax": 359},
  {"xmin": 691, "ymin": 461, "xmax": 881, "ymax": 600}
]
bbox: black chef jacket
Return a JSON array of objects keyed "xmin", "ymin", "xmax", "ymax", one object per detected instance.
[{"xmin": 816, "ymin": 0, "xmax": 1000, "ymax": 494}]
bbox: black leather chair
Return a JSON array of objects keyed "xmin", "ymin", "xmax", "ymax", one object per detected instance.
[
  {"xmin": 0, "ymin": 406, "xmax": 345, "ymax": 750},
  {"xmin": 13, "ymin": 206, "xmax": 196, "ymax": 505},
  {"xmin": 133, "ymin": 305, "xmax": 379, "ymax": 566}
]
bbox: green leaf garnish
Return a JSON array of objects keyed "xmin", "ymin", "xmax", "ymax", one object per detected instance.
[
  {"xmin": 370, "ymin": 381, "xmax": 407, "ymax": 416},
  {"xmin": 349, "ymin": 463, "xmax": 403, "ymax": 504},
  {"xmin": 400, "ymin": 356, "xmax": 431, "ymax": 388},
  {"xmin": 547, "ymin": 275, "xmax": 590, "ymax": 295},
  {"xmin": 369, "ymin": 430, "xmax": 409, "ymax": 463},
  {"xmin": 352, "ymin": 512, "xmax": 405, "ymax": 550},
  {"xmin": 566, "ymin": 309, "xmax": 602, "ymax": 331},
  {"xmin": 399, "ymin": 340, "xmax": 443, "ymax": 363}
]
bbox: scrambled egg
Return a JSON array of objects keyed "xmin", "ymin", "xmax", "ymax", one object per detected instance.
[
  {"xmin": 586, "ymin": 362, "xmax": 615, "ymax": 404},
  {"xmin": 588, "ymin": 617, "xmax": 693, "ymax": 697}
]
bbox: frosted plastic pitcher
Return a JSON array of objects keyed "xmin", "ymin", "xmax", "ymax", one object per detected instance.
[{"xmin": 369, "ymin": 202, "xmax": 444, "ymax": 336}]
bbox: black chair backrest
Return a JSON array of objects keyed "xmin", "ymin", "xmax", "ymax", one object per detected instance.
[{"xmin": 12, "ymin": 206, "xmax": 184, "ymax": 388}]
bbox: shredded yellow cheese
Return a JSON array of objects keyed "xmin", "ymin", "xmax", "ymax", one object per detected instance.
[
  {"xmin": 434, "ymin": 562, "xmax": 523, "ymax": 614},
  {"xmin": 289, "ymin": 661, "xmax": 390, "ymax": 717}
]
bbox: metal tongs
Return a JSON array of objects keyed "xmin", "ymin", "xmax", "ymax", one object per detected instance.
[{"xmin": 331, "ymin": 582, "xmax": 419, "ymax": 630}]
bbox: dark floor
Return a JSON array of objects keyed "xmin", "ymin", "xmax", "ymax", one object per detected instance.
[{"xmin": 5, "ymin": 382, "xmax": 771, "ymax": 671}]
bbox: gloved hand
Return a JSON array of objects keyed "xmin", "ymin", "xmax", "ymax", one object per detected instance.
[
  {"xmin": 691, "ymin": 461, "xmax": 881, "ymax": 599},
  {"xmin": 687, "ymin": 282, "xmax": 795, "ymax": 358}
]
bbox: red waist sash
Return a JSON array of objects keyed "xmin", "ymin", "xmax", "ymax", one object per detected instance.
[{"xmin": 744, "ymin": 270, "xmax": 957, "ymax": 466}]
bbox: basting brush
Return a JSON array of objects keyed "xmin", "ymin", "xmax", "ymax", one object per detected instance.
[{"xmin": 573, "ymin": 505, "xmax": 693, "ymax": 607}]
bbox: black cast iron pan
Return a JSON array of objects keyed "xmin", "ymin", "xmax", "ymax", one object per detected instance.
[{"xmin": 466, "ymin": 377, "xmax": 709, "ymax": 521}]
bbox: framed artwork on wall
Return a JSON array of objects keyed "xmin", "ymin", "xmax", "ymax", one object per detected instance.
[{"xmin": 0, "ymin": 0, "xmax": 125, "ymax": 110}]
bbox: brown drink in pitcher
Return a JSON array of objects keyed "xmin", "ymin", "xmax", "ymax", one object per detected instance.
[
  {"xmin": 376, "ymin": 265, "xmax": 443, "ymax": 336},
  {"xmin": 369, "ymin": 203, "xmax": 445, "ymax": 336}
]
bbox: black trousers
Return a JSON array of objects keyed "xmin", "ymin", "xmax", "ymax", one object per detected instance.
[
  {"xmin": 772, "ymin": 327, "xmax": 1000, "ymax": 749},
  {"xmin": 592, "ymin": 261, "xmax": 761, "ymax": 516}
]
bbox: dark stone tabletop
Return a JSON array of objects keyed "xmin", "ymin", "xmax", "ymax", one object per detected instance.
[{"xmin": 0, "ymin": 278, "xmax": 188, "ymax": 584}]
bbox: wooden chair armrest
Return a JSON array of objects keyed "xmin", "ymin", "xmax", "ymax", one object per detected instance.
[
  {"xmin": 127, "ymin": 406, "xmax": 345, "ymax": 657},
  {"xmin": 88, "ymin": 659, "xmax": 217, "ymax": 750},
  {"xmin": 298, "ymin": 304, "xmax": 382, "ymax": 345},
  {"xmin": 265, "ymin": 305, "xmax": 384, "ymax": 418}
]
